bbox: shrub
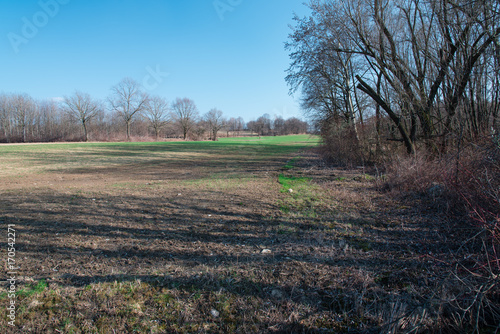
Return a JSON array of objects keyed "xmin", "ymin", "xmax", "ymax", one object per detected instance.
[{"xmin": 321, "ymin": 124, "xmax": 364, "ymax": 167}]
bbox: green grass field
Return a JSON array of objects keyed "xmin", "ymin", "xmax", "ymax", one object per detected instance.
[
  {"xmin": 4, "ymin": 135, "xmax": 363, "ymax": 334},
  {"xmin": 0, "ymin": 135, "xmax": 468, "ymax": 333},
  {"xmin": 0, "ymin": 135, "xmax": 319, "ymax": 179}
]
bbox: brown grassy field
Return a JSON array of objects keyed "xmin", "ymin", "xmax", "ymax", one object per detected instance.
[{"xmin": 0, "ymin": 136, "xmax": 485, "ymax": 333}]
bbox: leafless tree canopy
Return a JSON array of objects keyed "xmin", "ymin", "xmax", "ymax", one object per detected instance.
[
  {"xmin": 63, "ymin": 91, "xmax": 101, "ymax": 141},
  {"xmin": 108, "ymin": 78, "xmax": 149, "ymax": 141},
  {"xmin": 0, "ymin": 94, "xmax": 36, "ymax": 143},
  {"xmin": 171, "ymin": 98, "xmax": 199, "ymax": 140},
  {"xmin": 287, "ymin": 0, "xmax": 500, "ymax": 155},
  {"xmin": 144, "ymin": 95, "xmax": 170, "ymax": 140},
  {"xmin": 204, "ymin": 108, "xmax": 226, "ymax": 141}
]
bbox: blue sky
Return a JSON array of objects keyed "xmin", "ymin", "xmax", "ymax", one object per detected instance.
[{"xmin": 0, "ymin": 0, "xmax": 310, "ymax": 122}]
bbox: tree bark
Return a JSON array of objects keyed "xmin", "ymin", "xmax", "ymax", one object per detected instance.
[{"xmin": 356, "ymin": 75, "xmax": 415, "ymax": 154}]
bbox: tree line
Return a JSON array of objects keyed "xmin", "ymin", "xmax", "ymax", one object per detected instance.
[
  {"xmin": 0, "ymin": 78, "xmax": 309, "ymax": 143},
  {"xmin": 286, "ymin": 0, "xmax": 500, "ymax": 161}
]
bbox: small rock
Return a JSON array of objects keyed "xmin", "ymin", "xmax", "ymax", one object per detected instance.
[
  {"xmin": 210, "ymin": 309, "xmax": 220, "ymax": 318},
  {"xmin": 261, "ymin": 249, "xmax": 272, "ymax": 254},
  {"xmin": 288, "ymin": 188, "xmax": 293, "ymax": 193}
]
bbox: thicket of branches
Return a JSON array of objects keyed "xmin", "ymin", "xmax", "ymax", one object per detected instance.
[
  {"xmin": 0, "ymin": 79, "xmax": 309, "ymax": 143},
  {"xmin": 287, "ymin": 0, "xmax": 499, "ymax": 159},
  {"xmin": 287, "ymin": 0, "xmax": 500, "ymax": 331}
]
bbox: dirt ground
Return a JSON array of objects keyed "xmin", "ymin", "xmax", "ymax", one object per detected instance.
[{"xmin": 1, "ymin": 144, "xmax": 482, "ymax": 333}]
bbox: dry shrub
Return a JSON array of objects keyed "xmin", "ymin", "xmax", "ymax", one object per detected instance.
[
  {"xmin": 321, "ymin": 124, "xmax": 365, "ymax": 167},
  {"xmin": 381, "ymin": 135, "xmax": 500, "ymax": 332},
  {"xmin": 445, "ymin": 136, "xmax": 500, "ymax": 271},
  {"xmin": 442, "ymin": 136, "xmax": 500, "ymax": 332},
  {"xmin": 448, "ymin": 137, "xmax": 500, "ymax": 224},
  {"xmin": 383, "ymin": 153, "xmax": 451, "ymax": 195}
]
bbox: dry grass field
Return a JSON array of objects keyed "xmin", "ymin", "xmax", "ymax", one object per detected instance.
[{"xmin": 0, "ymin": 135, "xmax": 485, "ymax": 333}]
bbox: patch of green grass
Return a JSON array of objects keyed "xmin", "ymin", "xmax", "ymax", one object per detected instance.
[
  {"xmin": 278, "ymin": 174, "xmax": 311, "ymax": 192},
  {"xmin": 353, "ymin": 174, "xmax": 375, "ymax": 182},
  {"xmin": 277, "ymin": 173, "xmax": 333, "ymax": 217},
  {"xmin": 362, "ymin": 174, "xmax": 375, "ymax": 181},
  {"xmin": 16, "ymin": 279, "xmax": 48, "ymax": 299},
  {"xmin": 279, "ymin": 202, "xmax": 291, "ymax": 213},
  {"xmin": 283, "ymin": 156, "xmax": 301, "ymax": 170},
  {"xmin": 276, "ymin": 224, "xmax": 297, "ymax": 234}
]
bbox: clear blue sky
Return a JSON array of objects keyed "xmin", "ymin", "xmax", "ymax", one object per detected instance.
[{"xmin": 0, "ymin": 0, "xmax": 310, "ymax": 122}]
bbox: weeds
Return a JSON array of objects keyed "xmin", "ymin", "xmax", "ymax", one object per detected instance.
[
  {"xmin": 16, "ymin": 280, "xmax": 47, "ymax": 299},
  {"xmin": 379, "ymin": 135, "xmax": 500, "ymax": 333},
  {"xmin": 284, "ymin": 156, "xmax": 301, "ymax": 170},
  {"xmin": 278, "ymin": 173, "xmax": 311, "ymax": 192}
]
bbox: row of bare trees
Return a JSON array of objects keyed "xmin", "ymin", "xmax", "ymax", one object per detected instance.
[
  {"xmin": 247, "ymin": 113, "xmax": 309, "ymax": 136},
  {"xmin": 0, "ymin": 78, "xmax": 309, "ymax": 143},
  {"xmin": 287, "ymin": 0, "xmax": 500, "ymax": 157},
  {"xmin": 0, "ymin": 94, "xmax": 70, "ymax": 143}
]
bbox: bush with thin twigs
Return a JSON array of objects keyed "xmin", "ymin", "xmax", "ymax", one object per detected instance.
[
  {"xmin": 379, "ymin": 134, "xmax": 500, "ymax": 332},
  {"xmin": 321, "ymin": 124, "xmax": 365, "ymax": 167},
  {"xmin": 382, "ymin": 153, "xmax": 450, "ymax": 195},
  {"xmin": 440, "ymin": 136, "xmax": 500, "ymax": 332},
  {"xmin": 444, "ymin": 136, "xmax": 499, "ymax": 274}
]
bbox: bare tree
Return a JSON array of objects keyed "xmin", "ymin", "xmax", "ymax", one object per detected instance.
[
  {"xmin": 144, "ymin": 95, "xmax": 170, "ymax": 140},
  {"xmin": 253, "ymin": 114, "xmax": 272, "ymax": 136},
  {"xmin": 273, "ymin": 116, "xmax": 285, "ymax": 135},
  {"xmin": 63, "ymin": 91, "xmax": 101, "ymax": 141},
  {"xmin": 228, "ymin": 116, "xmax": 245, "ymax": 136},
  {"xmin": 286, "ymin": 9, "xmax": 362, "ymax": 144},
  {"xmin": 0, "ymin": 94, "xmax": 11, "ymax": 142},
  {"xmin": 171, "ymin": 98, "xmax": 199, "ymax": 140},
  {"xmin": 284, "ymin": 117, "xmax": 308, "ymax": 134},
  {"xmin": 8, "ymin": 94, "xmax": 35, "ymax": 142},
  {"xmin": 236, "ymin": 116, "xmax": 244, "ymax": 135},
  {"xmin": 108, "ymin": 78, "xmax": 148, "ymax": 141},
  {"xmin": 227, "ymin": 117, "xmax": 238, "ymax": 137},
  {"xmin": 44, "ymin": 100, "xmax": 61, "ymax": 138},
  {"xmin": 204, "ymin": 108, "xmax": 226, "ymax": 141},
  {"xmin": 246, "ymin": 120, "xmax": 260, "ymax": 136}
]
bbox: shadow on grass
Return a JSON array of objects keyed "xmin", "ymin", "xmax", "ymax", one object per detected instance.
[{"xmin": 1, "ymin": 189, "xmax": 436, "ymax": 288}]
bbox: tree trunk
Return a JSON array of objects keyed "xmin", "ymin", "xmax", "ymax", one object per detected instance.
[
  {"xmin": 375, "ymin": 72, "xmax": 382, "ymax": 157},
  {"xmin": 126, "ymin": 120, "xmax": 131, "ymax": 141},
  {"xmin": 356, "ymin": 76, "xmax": 415, "ymax": 154},
  {"xmin": 83, "ymin": 121, "xmax": 88, "ymax": 142}
]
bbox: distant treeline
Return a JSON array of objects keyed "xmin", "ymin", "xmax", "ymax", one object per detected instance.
[{"xmin": 0, "ymin": 79, "xmax": 309, "ymax": 143}]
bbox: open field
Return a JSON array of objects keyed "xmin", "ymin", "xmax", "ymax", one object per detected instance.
[{"xmin": 0, "ymin": 135, "xmax": 477, "ymax": 333}]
